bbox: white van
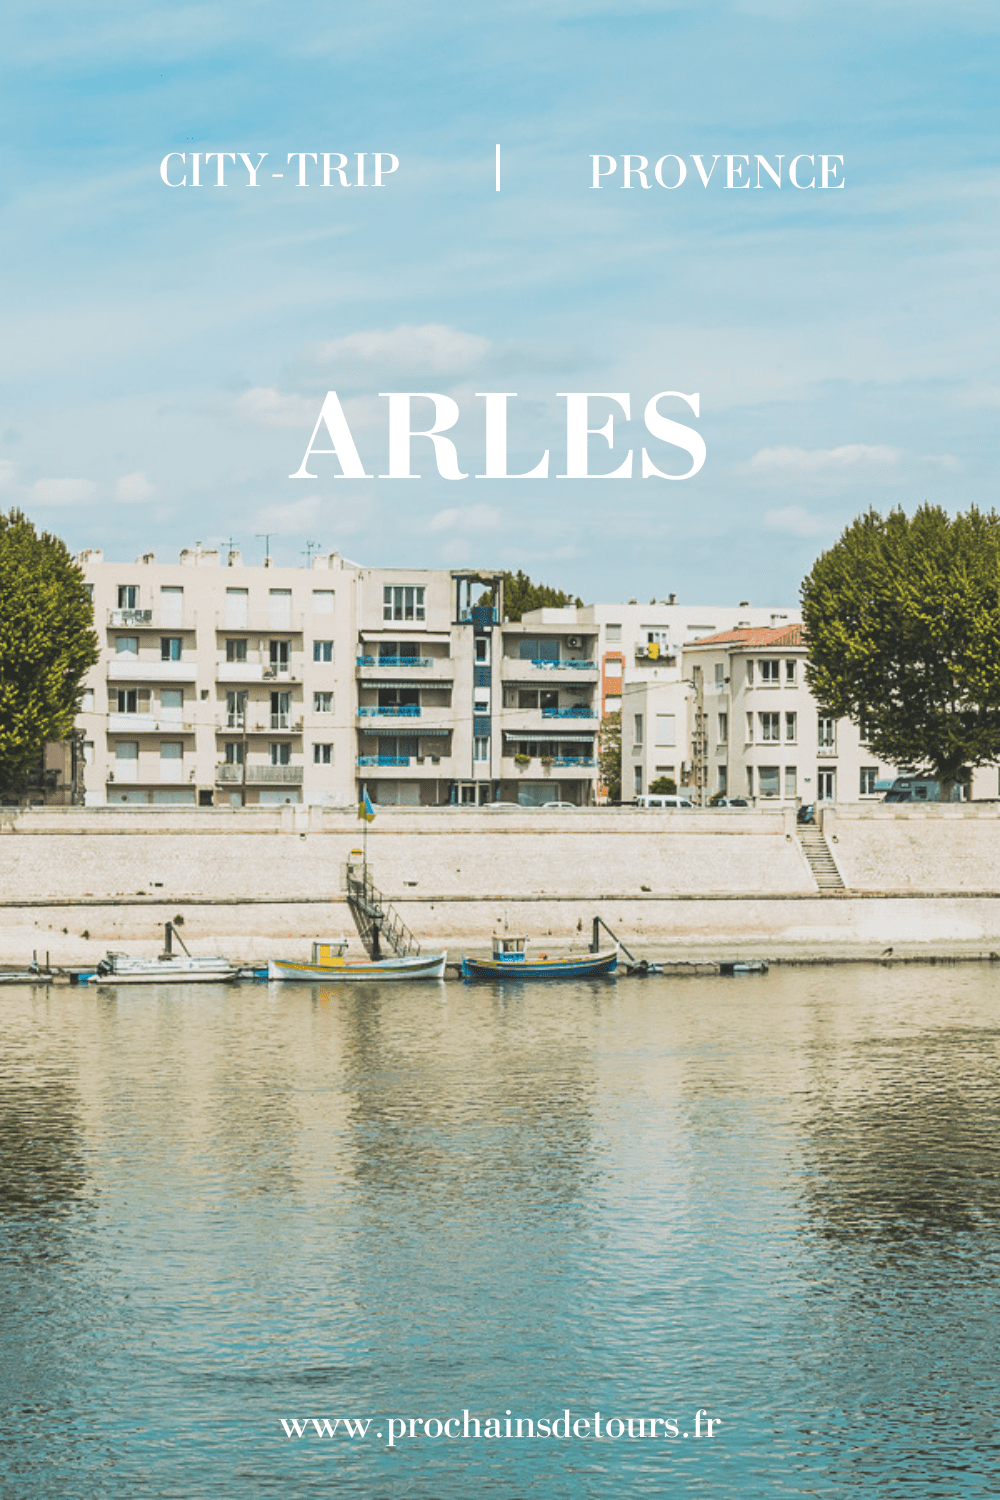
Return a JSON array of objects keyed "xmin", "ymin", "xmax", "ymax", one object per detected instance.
[{"xmin": 635, "ymin": 793, "xmax": 694, "ymax": 808}]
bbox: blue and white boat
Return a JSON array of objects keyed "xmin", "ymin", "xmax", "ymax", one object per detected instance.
[{"xmin": 461, "ymin": 934, "xmax": 617, "ymax": 981}]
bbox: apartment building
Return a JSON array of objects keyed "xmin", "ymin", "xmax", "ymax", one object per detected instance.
[
  {"xmin": 76, "ymin": 547, "xmax": 358, "ymax": 807},
  {"xmin": 353, "ymin": 578, "xmax": 600, "ymax": 807}
]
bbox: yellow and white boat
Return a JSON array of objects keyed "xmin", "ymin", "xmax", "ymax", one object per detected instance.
[{"xmin": 267, "ymin": 940, "xmax": 447, "ymax": 983}]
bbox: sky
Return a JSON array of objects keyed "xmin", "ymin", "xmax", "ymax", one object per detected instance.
[{"xmin": 2, "ymin": 0, "xmax": 998, "ymax": 606}]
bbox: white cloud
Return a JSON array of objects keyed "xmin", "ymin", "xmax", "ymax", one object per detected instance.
[
  {"xmin": 114, "ymin": 470, "xmax": 154, "ymax": 503},
  {"xmin": 0, "ymin": 460, "xmax": 18, "ymax": 489},
  {"xmin": 312, "ymin": 324, "xmax": 492, "ymax": 384},
  {"xmin": 29, "ymin": 477, "xmax": 99, "ymax": 506},
  {"xmin": 764, "ymin": 505, "xmax": 831, "ymax": 538},
  {"xmin": 741, "ymin": 443, "xmax": 962, "ymax": 494},
  {"xmin": 429, "ymin": 504, "xmax": 501, "ymax": 533},
  {"xmin": 235, "ymin": 387, "xmax": 322, "ymax": 429}
]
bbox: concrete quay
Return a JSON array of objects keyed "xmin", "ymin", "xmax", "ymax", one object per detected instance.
[{"xmin": 2, "ymin": 803, "xmax": 1000, "ymax": 967}]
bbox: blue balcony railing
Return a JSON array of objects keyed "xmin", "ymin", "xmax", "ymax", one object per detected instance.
[
  {"xmin": 357, "ymin": 655, "xmax": 434, "ymax": 668},
  {"xmin": 541, "ymin": 707, "xmax": 596, "ymax": 719},
  {"xmin": 524, "ymin": 658, "xmax": 595, "ymax": 670},
  {"xmin": 357, "ymin": 755, "xmax": 410, "ymax": 766},
  {"xmin": 553, "ymin": 756, "xmax": 595, "ymax": 767},
  {"xmin": 357, "ymin": 706, "xmax": 421, "ymax": 717}
]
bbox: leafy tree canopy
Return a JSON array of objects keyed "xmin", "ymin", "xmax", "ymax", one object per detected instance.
[
  {"xmin": 0, "ymin": 511, "xmax": 99, "ymax": 792},
  {"xmin": 599, "ymin": 709, "xmax": 622, "ymax": 802},
  {"xmin": 801, "ymin": 505, "xmax": 1000, "ymax": 794},
  {"xmin": 487, "ymin": 571, "xmax": 583, "ymax": 622}
]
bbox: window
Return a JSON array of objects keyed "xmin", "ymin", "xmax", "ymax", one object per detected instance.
[
  {"xmin": 604, "ymin": 658, "xmax": 623, "ymax": 678},
  {"xmin": 758, "ymin": 766, "xmax": 780, "ymax": 797},
  {"xmin": 818, "ymin": 716, "xmax": 836, "ymax": 749},
  {"xmin": 519, "ymin": 637, "xmax": 559, "ymax": 662},
  {"xmin": 606, "ymin": 623, "xmax": 622, "ymax": 643},
  {"xmin": 377, "ymin": 735, "xmax": 417, "ymax": 759},
  {"xmin": 746, "ymin": 712, "xmax": 754, "ymax": 743},
  {"xmin": 83, "ymin": 741, "xmax": 94, "ymax": 764},
  {"xmin": 383, "ymin": 584, "xmax": 425, "ymax": 622},
  {"xmin": 270, "ymin": 691, "xmax": 290, "ymax": 729},
  {"xmin": 785, "ymin": 712, "xmax": 797, "ymax": 742},
  {"xmin": 475, "ymin": 636, "xmax": 490, "ymax": 663},
  {"xmin": 633, "ymin": 713, "xmax": 643, "ymax": 746},
  {"xmin": 746, "ymin": 659, "xmax": 754, "ymax": 685},
  {"xmin": 160, "ymin": 741, "xmax": 183, "ymax": 782},
  {"xmin": 785, "ymin": 659, "xmax": 796, "ymax": 684},
  {"xmin": 314, "ymin": 692, "xmax": 333, "ymax": 712},
  {"xmin": 313, "ymin": 743, "xmax": 333, "ymax": 764},
  {"xmin": 225, "ymin": 741, "xmax": 243, "ymax": 765},
  {"xmin": 473, "ymin": 736, "xmax": 490, "ymax": 761},
  {"xmin": 655, "ymin": 714, "xmax": 676, "ymax": 747},
  {"xmin": 474, "ymin": 696, "xmax": 490, "ymax": 716},
  {"xmin": 117, "ymin": 585, "xmax": 138, "ymax": 609},
  {"xmin": 114, "ymin": 741, "xmax": 138, "ymax": 782},
  {"xmin": 226, "ymin": 691, "xmax": 246, "ymax": 727},
  {"xmin": 759, "ymin": 659, "xmax": 780, "ymax": 684},
  {"xmin": 81, "ymin": 688, "xmax": 95, "ymax": 712},
  {"xmin": 759, "ymin": 712, "xmax": 780, "ymax": 741},
  {"xmin": 717, "ymin": 765, "xmax": 728, "ymax": 793},
  {"xmin": 269, "ymin": 742, "xmax": 291, "ymax": 766},
  {"xmin": 714, "ymin": 662, "xmax": 725, "ymax": 685},
  {"xmin": 268, "ymin": 589, "xmax": 292, "ymax": 626},
  {"xmin": 859, "ymin": 716, "xmax": 872, "ymax": 745},
  {"xmin": 633, "ymin": 765, "xmax": 643, "ymax": 796},
  {"xmin": 313, "ymin": 640, "xmax": 334, "ymax": 663},
  {"xmin": 226, "ymin": 638, "xmax": 247, "ymax": 663},
  {"xmin": 860, "ymin": 766, "xmax": 879, "ymax": 795},
  {"xmin": 225, "ymin": 588, "xmax": 249, "ymax": 628},
  {"xmin": 269, "ymin": 640, "xmax": 290, "ymax": 672},
  {"xmin": 817, "ymin": 769, "xmax": 836, "ymax": 801},
  {"xmin": 116, "ymin": 689, "xmax": 138, "ymax": 714},
  {"xmin": 785, "ymin": 766, "xmax": 797, "ymax": 798},
  {"xmin": 746, "ymin": 766, "xmax": 754, "ymax": 796},
  {"xmin": 718, "ymin": 712, "xmax": 728, "ymax": 743},
  {"xmin": 115, "ymin": 635, "xmax": 138, "ymax": 656},
  {"xmin": 161, "ymin": 690, "xmax": 183, "ymax": 721},
  {"xmin": 312, "ymin": 590, "xmax": 334, "ymax": 614},
  {"xmin": 160, "ymin": 637, "xmax": 182, "ymax": 661},
  {"xmin": 518, "ymin": 690, "xmax": 539, "ymax": 710},
  {"xmin": 160, "ymin": 586, "xmax": 183, "ymax": 626}
]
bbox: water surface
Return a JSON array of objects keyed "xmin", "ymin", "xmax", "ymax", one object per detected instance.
[{"xmin": 2, "ymin": 968, "xmax": 999, "ymax": 1497}]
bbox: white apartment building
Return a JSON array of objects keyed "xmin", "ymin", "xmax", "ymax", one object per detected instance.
[{"xmin": 76, "ymin": 546, "xmax": 358, "ymax": 807}]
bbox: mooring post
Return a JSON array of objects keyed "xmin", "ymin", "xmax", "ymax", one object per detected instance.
[{"xmin": 592, "ymin": 916, "xmax": 600, "ymax": 954}]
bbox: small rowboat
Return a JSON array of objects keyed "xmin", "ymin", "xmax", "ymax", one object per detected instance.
[
  {"xmin": 268, "ymin": 940, "xmax": 447, "ymax": 982},
  {"xmin": 461, "ymin": 934, "xmax": 617, "ymax": 981}
]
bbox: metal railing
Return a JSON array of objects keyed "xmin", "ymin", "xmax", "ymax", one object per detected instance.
[
  {"xmin": 357, "ymin": 655, "xmax": 434, "ymax": 668},
  {"xmin": 357, "ymin": 706, "xmax": 421, "ymax": 717},
  {"xmin": 541, "ymin": 707, "xmax": 597, "ymax": 718},
  {"xmin": 357, "ymin": 755, "xmax": 410, "ymax": 766},
  {"xmin": 553, "ymin": 756, "xmax": 595, "ymax": 766},
  {"xmin": 215, "ymin": 764, "xmax": 303, "ymax": 784}
]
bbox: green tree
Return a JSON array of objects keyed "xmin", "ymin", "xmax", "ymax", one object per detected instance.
[
  {"xmin": 495, "ymin": 571, "xmax": 583, "ymax": 622},
  {"xmin": 648, "ymin": 775, "xmax": 677, "ymax": 796},
  {"xmin": 801, "ymin": 505, "xmax": 1000, "ymax": 798},
  {"xmin": 598, "ymin": 709, "xmax": 622, "ymax": 802},
  {"xmin": 0, "ymin": 511, "xmax": 99, "ymax": 795}
]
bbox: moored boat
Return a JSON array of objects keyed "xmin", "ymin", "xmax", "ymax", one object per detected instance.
[
  {"xmin": 268, "ymin": 940, "xmax": 447, "ymax": 982},
  {"xmin": 461, "ymin": 934, "xmax": 618, "ymax": 981},
  {"xmin": 89, "ymin": 953, "xmax": 239, "ymax": 985}
]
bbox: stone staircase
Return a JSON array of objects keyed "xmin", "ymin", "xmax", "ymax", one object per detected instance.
[{"xmin": 798, "ymin": 825, "xmax": 846, "ymax": 891}]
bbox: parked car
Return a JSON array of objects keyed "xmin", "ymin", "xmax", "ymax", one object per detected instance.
[
  {"xmin": 635, "ymin": 794, "xmax": 694, "ymax": 808},
  {"xmin": 882, "ymin": 777, "xmax": 963, "ymax": 804},
  {"xmin": 797, "ymin": 803, "xmax": 815, "ymax": 824},
  {"xmin": 541, "ymin": 801, "xmax": 578, "ymax": 810},
  {"xmin": 711, "ymin": 797, "xmax": 749, "ymax": 808}
]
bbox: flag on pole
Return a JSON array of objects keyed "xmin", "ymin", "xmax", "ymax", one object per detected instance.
[{"xmin": 358, "ymin": 786, "xmax": 376, "ymax": 822}]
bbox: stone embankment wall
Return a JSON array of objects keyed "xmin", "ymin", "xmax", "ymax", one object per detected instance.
[{"xmin": 1, "ymin": 804, "xmax": 999, "ymax": 962}]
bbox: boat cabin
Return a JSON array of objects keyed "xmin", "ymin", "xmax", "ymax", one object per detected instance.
[
  {"xmin": 311, "ymin": 940, "xmax": 350, "ymax": 964},
  {"xmin": 492, "ymin": 935, "xmax": 529, "ymax": 963}
]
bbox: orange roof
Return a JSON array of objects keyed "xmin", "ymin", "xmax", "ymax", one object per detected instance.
[{"xmin": 686, "ymin": 622, "xmax": 805, "ymax": 650}]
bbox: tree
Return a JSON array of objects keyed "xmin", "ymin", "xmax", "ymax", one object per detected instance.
[
  {"xmin": 801, "ymin": 505, "xmax": 1000, "ymax": 798},
  {"xmin": 648, "ymin": 776, "xmax": 677, "ymax": 796},
  {"xmin": 598, "ymin": 709, "xmax": 622, "ymax": 802},
  {"xmin": 494, "ymin": 571, "xmax": 583, "ymax": 622},
  {"xmin": 0, "ymin": 511, "xmax": 99, "ymax": 795}
]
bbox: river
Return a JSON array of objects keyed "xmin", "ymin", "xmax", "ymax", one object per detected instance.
[{"xmin": 2, "ymin": 967, "xmax": 998, "ymax": 1497}]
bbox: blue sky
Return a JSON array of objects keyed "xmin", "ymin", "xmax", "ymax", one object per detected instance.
[{"xmin": 2, "ymin": 0, "xmax": 998, "ymax": 605}]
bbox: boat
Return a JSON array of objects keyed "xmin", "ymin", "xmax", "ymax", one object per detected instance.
[
  {"xmin": 88, "ymin": 921, "xmax": 239, "ymax": 985},
  {"xmin": 268, "ymin": 939, "xmax": 447, "ymax": 982},
  {"xmin": 461, "ymin": 934, "xmax": 618, "ymax": 981}
]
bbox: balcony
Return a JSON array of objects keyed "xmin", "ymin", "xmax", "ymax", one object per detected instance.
[
  {"xmin": 541, "ymin": 707, "xmax": 597, "ymax": 719},
  {"xmin": 501, "ymin": 658, "xmax": 599, "ymax": 682},
  {"xmin": 215, "ymin": 661, "xmax": 299, "ymax": 683},
  {"xmin": 215, "ymin": 717, "xmax": 304, "ymax": 734},
  {"xmin": 215, "ymin": 764, "xmax": 304, "ymax": 785},
  {"xmin": 107, "ymin": 714, "xmax": 196, "ymax": 734},
  {"xmin": 107, "ymin": 658, "xmax": 198, "ymax": 683},
  {"xmin": 817, "ymin": 745, "xmax": 838, "ymax": 758},
  {"xmin": 215, "ymin": 613, "xmax": 304, "ymax": 634},
  {"xmin": 357, "ymin": 657, "xmax": 454, "ymax": 684},
  {"xmin": 108, "ymin": 609, "xmax": 195, "ymax": 630},
  {"xmin": 357, "ymin": 655, "xmax": 433, "ymax": 668},
  {"xmin": 358, "ymin": 755, "xmax": 411, "ymax": 767},
  {"xmin": 357, "ymin": 705, "xmax": 421, "ymax": 718}
]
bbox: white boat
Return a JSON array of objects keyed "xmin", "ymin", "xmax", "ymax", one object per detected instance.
[
  {"xmin": 88, "ymin": 921, "xmax": 239, "ymax": 985},
  {"xmin": 268, "ymin": 939, "xmax": 447, "ymax": 982},
  {"xmin": 88, "ymin": 952, "xmax": 239, "ymax": 985}
]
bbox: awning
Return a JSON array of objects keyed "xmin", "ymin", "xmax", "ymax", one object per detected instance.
[
  {"xmin": 359, "ymin": 629, "xmax": 452, "ymax": 642},
  {"xmin": 357, "ymin": 725, "xmax": 452, "ymax": 737},
  {"xmin": 358, "ymin": 677, "xmax": 453, "ymax": 687},
  {"xmin": 503, "ymin": 731, "xmax": 595, "ymax": 745}
]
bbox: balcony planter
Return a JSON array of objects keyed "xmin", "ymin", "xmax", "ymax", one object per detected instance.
[
  {"xmin": 514, "ymin": 753, "xmax": 531, "ymax": 767},
  {"xmin": 540, "ymin": 756, "xmax": 555, "ymax": 773}
]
